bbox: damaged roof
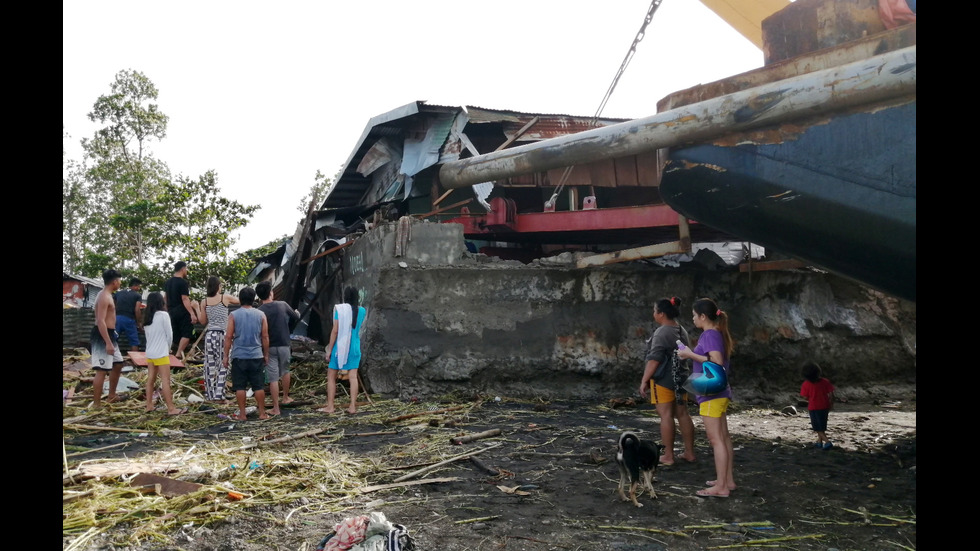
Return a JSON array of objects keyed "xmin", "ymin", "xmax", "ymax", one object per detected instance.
[{"xmin": 320, "ymin": 101, "xmax": 630, "ymax": 212}]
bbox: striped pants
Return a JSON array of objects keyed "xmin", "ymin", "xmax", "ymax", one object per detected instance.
[{"xmin": 203, "ymin": 330, "xmax": 228, "ymax": 401}]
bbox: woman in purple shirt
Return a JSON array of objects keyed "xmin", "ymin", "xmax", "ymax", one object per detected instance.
[{"xmin": 677, "ymin": 297, "xmax": 735, "ymax": 498}]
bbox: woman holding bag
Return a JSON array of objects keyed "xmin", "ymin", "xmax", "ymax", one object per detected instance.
[
  {"xmin": 319, "ymin": 286, "xmax": 367, "ymax": 414},
  {"xmin": 677, "ymin": 297, "xmax": 735, "ymax": 497},
  {"xmin": 638, "ymin": 296, "xmax": 697, "ymax": 466}
]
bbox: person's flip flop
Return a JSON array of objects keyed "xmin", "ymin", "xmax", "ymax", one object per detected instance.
[
  {"xmin": 659, "ymin": 458, "xmax": 675, "ymax": 466},
  {"xmin": 168, "ymin": 407, "xmax": 189, "ymax": 416},
  {"xmin": 696, "ymin": 489, "xmax": 729, "ymax": 498},
  {"xmin": 705, "ymin": 481, "xmax": 736, "ymax": 491}
]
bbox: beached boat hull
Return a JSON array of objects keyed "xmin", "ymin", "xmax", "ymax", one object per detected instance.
[{"xmin": 660, "ymin": 99, "xmax": 916, "ymax": 302}]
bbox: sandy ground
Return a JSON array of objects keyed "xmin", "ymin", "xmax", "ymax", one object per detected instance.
[{"xmin": 63, "ymin": 391, "xmax": 915, "ymax": 551}]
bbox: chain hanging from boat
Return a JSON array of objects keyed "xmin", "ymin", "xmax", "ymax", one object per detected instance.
[{"xmin": 548, "ymin": 0, "xmax": 664, "ymax": 209}]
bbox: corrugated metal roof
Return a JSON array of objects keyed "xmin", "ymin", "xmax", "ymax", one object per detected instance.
[
  {"xmin": 464, "ymin": 106, "xmax": 629, "ymax": 142},
  {"xmin": 63, "ymin": 272, "xmax": 104, "ymax": 288},
  {"xmin": 321, "ymin": 102, "xmax": 630, "ymax": 212}
]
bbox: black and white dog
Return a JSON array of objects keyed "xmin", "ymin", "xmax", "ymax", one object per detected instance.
[{"xmin": 616, "ymin": 431, "xmax": 664, "ymax": 507}]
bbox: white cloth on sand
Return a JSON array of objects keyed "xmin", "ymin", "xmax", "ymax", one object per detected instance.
[{"xmin": 335, "ymin": 303, "xmax": 353, "ymax": 367}]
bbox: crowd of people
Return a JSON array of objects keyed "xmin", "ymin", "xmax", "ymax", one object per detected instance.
[
  {"xmin": 89, "ymin": 264, "xmax": 837, "ymax": 499},
  {"xmin": 89, "ymin": 262, "xmax": 366, "ymax": 420}
]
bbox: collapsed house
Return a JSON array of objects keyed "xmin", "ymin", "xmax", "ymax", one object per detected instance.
[
  {"xmin": 251, "ymin": 102, "xmax": 756, "ymax": 342},
  {"xmin": 251, "ymin": 0, "xmax": 915, "ymax": 401}
]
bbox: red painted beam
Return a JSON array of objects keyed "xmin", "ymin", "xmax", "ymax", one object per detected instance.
[{"xmin": 444, "ymin": 203, "xmax": 692, "ymax": 235}]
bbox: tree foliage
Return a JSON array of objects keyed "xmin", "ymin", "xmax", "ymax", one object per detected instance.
[
  {"xmin": 63, "ymin": 69, "xmax": 262, "ymax": 290},
  {"xmin": 296, "ymin": 169, "xmax": 336, "ymax": 214}
]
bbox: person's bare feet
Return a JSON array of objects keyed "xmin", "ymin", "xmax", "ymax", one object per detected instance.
[
  {"xmin": 316, "ymin": 406, "xmax": 335, "ymax": 413},
  {"xmin": 269, "ymin": 409, "xmax": 281, "ymax": 416},
  {"xmin": 347, "ymin": 407, "xmax": 357, "ymax": 415},
  {"xmin": 281, "ymin": 397, "xmax": 295, "ymax": 405},
  {"xmin": 258, "ymin": 413, "xmax": 270, "ymax": 420},
  {"xmin": 696, "ymin": 487, "xmax": 730, "ymax": 498},
  {"xmin": 659, "ymin": 454, "xmax": 676, "ymax": 466},
  {"xmin": 105, "ymin": 394, "xmax": 121, "ymax": 404},
  {"xmin": 679, "ymin": 453, "xmax": 697, "ymax": 463},
  {"xmin": 706, "ymin": 480, "xmax": 737, "ymax": 491},
  {"xmin": 235, "ymin": 413, "xmax": 248, "ymax": 421},
  {"xmin": 167, "ymin": 407, "xmax": 188, "ymax": 416}
]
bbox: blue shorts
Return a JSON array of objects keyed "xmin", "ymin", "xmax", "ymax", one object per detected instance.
[
  {"xmin": 230, "ymin": 358, "xmax": 266, "ymax": 392},
  {"xmin": 808, "ymin": 409, "xmax": 830, "ymax": 432},
  {"xmin": 116, "ymin": 315, "xmax": 140, "ymax": 350}
]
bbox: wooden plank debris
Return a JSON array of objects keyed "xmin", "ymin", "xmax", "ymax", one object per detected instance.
[
  {"xmin": 131, "ymin": 473, "xmax": 203, "ymax": 497},
  {"xmin": 451, "ymin": 428, "xmax": 501, "ymax": 445},
  {"xmin": 359, "ymin": 477, "xmax": 459, "ymax": 494},
  {"xmin": 393, "ymin": 443, "xmax": 501, "ymax": 483},
  {"xmin": 385, "ymin": 405, "xmax": 468, "ymax": 423}
]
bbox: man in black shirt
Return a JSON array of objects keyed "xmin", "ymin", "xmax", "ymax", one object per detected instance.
[
  {"xmin": 163, "ymin": 261, "xmax": 199, "ymax": 359},
  {"xmin": 114, "ymin": 277, "xmax": 144, "ymax": 352}
]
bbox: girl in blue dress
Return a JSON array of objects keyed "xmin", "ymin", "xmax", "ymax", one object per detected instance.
[{"xmin": 319, "ymin": 287, "xmax": 367, "ymax": 414}]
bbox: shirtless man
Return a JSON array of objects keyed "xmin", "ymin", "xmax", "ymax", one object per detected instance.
[{"xmin": 91, "ymin": 269, "xmax": 125, "ymax": 408}]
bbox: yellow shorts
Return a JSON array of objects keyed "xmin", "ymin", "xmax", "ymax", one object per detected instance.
[
  {"xmin": 147, "ymin": 356, "xmax": 170, "ymax": 367},
  {"xmin": 699, "ymin": 397, "xmax": 731, "ymax": 418},
  {"xmin": 650, "ymin": 383, "xmax": 690, "ymax": 405},
  {"xmin": 650, "ymin": 382, "xmax": 675, "ymax": 404}
]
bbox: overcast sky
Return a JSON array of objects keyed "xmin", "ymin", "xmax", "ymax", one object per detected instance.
[{"xmin": 63, "ymin": 0, "xmax": 762, "ymax": 253}]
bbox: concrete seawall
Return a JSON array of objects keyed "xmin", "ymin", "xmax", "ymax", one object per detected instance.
[{"xmin": 334, "ymin": 219, "xmax": 915, "ymax": 405}]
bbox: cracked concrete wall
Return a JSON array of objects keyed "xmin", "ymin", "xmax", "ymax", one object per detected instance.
[{"xmin": 337, "ymin": 219, "xmax": 915, "ymax": 405}]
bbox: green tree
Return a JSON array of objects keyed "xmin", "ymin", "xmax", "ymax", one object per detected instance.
[
  {"xmin": 63, "ymin": 155, "xmax": 91, "ymax": 273},
  {"xmin": 81, "ymin": 69, "xmax": 172, "ymax": 268},
  {"xmin": 161, "ymin": 170, "xmax": 261, "ymax": 289},
  {"xmin": 296, "ymin": 169, "xmax": 336, "ymax": 214}
]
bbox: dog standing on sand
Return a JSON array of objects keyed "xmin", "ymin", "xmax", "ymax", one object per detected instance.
[{"xmin": 616, "ymin": 431, "xmax": 664, "ymax": 507}]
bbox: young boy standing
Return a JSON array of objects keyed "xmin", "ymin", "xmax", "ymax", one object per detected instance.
[
  {"xmin": 800, "ymin": 361, "xmax": 836, "ymax": 450},
  {"xmin": 223, "ymin": 287, "xmax": 270, "ymax": 421}
]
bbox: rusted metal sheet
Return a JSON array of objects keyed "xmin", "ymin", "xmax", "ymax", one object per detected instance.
[
  {"xmin": 464, "ymin": 106, "xmax": 627, "ymax": 141},
  {"xmin": 438, "ymin": 46, "xmax": 915, "ymax": 189},
  {"xmin": 762, "ymin": 0, "xmax": 885, "ymax": 65}
]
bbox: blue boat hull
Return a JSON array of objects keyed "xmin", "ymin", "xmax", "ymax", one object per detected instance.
[{"xmin": 660, "ymin": 100, "xmax": 915, "ymax": 302}]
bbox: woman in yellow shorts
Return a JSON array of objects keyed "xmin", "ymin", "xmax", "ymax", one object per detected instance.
[
  {"xmin": 638, "ymin": 296, "xmax": 696, "ymax": 465},
  {"xmin": 678, "ymin": 297, "xmax": 734, "ymax": 497}
]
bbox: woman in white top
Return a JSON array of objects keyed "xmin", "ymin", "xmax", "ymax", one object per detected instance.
[
  {"xmin": 198, "ymin": 276, "xmax": 241, "ymax": 403},
  {"xmin": 143, "ymin": 292, "xmax": 185, "ymax": 415}
]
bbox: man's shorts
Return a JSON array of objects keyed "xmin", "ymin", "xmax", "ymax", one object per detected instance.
[
  {"xmin": 230, "ymin": 358, "xmax": 266, "ymax": 392},
  {"xmin": 808, "ymin": 409, "xmax": 830, "ymax": 432},
  {"xmin": 170, "ymin": 311, "xmax": 194, "ymax": 341},
  {"xmin": 699, "ymin": 397, "xmax": 731, "ymax": 418},
  {"xmin": 650, "ymin": 382, "xmax": 676, "ymax": 405},
  {"xmin": 116, "ymin": 315, "xmax": 140, "ymax": 350},
  {"xmin": 265, "ymin": 346, "xmax": 291, "ymax": 383},
  {"xmin": 90, "ymin": 326, "xmax": 124, "ymax": 370},
  {"xmin": 147, "ymin": 356, "xmax": 170, "ymax": 367}
]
